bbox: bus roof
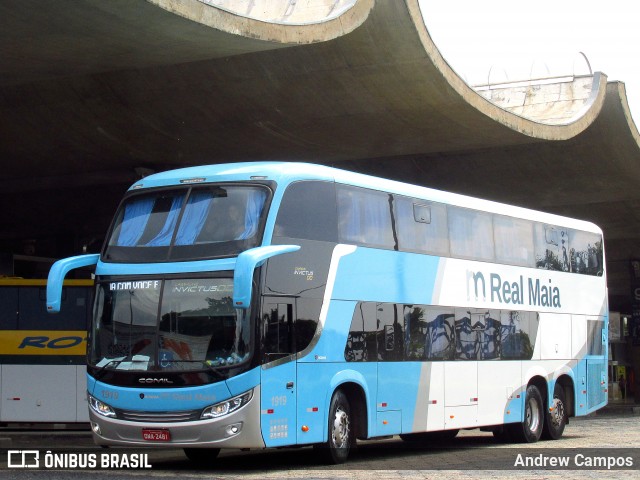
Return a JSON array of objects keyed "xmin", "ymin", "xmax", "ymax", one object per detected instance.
[{"xmin": 131, "ymin": 162, "xmax": 603, "ymax": 235}]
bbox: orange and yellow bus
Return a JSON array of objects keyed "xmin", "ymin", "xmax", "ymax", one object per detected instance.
[{"xmin": 0, "ymin": 278, "xmax": 92, "ymax": 424}]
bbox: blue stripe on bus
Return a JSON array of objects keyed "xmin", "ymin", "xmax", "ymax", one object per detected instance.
[{"xmin": 330, "ymin": 248, "xmax": 442, "ymax": 304}]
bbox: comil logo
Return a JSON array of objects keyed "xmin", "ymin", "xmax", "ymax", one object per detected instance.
[
  {"xmin": 8, "ymin": 450, "xmax": 40, "ymax": 469},
  {"xmin": 138, "ymin": 378, "xmax": 173, "ymax": 384}
]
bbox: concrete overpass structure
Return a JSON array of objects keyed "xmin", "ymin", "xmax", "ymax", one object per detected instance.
[{"xmin": 2, "ymin": 0, "xmax": 640, "ymax": 320}]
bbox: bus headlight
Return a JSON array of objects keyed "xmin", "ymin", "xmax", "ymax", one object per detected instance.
[
  {"xmin": 88, "ymin": 394, "xmax": 117, "ymax": 418},
  {"xmin": 201, "ymin": 390, "xmax": 253, "ymax": 419}
]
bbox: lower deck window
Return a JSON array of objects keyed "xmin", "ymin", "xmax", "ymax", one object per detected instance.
[{"xmin": 345, "ymin": 302, "xmax": 539, "ymax": 362}]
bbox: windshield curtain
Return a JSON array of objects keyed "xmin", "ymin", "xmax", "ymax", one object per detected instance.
[
  {"xmin": 105, "ymin": 185, "xmax": 269, "ymax": 262},
  {"xmin": 90, "ymin": 278, "xmax": 251, "ymax": 372}
]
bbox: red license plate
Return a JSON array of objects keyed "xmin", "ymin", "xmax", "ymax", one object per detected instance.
[{"xmin": 142, "ymin": 429, "xmax": 171, "ymax": 442}]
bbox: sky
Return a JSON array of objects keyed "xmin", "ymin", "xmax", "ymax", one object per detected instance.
[{"xmin": 418, "ymin": 0, "xmax": 640, "ymax": 125}]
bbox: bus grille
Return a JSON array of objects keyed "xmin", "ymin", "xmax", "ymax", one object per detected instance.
[{"xmin": 114, "ymin": 408, "xmax": 202, "ymax": 423}]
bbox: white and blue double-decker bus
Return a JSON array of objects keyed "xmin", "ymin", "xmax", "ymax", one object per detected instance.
[{"xmin": 47, "ymin": 162, "xmax": 607, "ymax": 464}]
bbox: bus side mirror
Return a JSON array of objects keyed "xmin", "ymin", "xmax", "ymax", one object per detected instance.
[
  {"xmin": 233, "ymin": 245, "xmax": 300, "ymax": 309},
  {"xmin": 47, "ymin": 254, "xmax": 99, "ymax": 313}
]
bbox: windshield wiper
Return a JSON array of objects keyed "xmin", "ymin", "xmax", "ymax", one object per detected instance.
[{"xmin": 93, "ymin": 359, "xmax": 125, "ymax": 379}]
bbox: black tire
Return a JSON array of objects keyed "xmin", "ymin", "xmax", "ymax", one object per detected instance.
[
  {"xmin": 542, "ymin": 383, "xmax": 567, "ymax": 440},
  {"xmin": 507, "ymin": 384, "xmax": 544, "ymax": 443},
  {"xmin": 316, "ymin": 390, "xmax": 353, "ymax": 464},
  {"xmin": 400, "ymin": 429, "xmax": 459, "ymax": 443},
  {"xmin": 183, "ymin": 447, "xmax": 220, "ymax": 465}
]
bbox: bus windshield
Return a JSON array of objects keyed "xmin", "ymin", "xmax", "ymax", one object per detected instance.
[
  {"xmin": 90, "ymin": 278, "xmax": 251, "ymax": 372},
  {"xmin": 104, "ymin": 185, "xmax": 269, "ymax": 262}
]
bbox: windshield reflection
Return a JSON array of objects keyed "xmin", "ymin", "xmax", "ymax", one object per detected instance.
[{"xmin": 91, "ymin": 278, "xmax": 251, "ymax": 372}]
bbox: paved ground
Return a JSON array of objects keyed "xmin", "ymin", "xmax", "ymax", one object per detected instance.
[{"xmin": 1, "ymin": 411, "xmax": 638, "ymax": 479}]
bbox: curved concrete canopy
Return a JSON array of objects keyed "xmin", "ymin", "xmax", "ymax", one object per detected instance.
[
  {"xmin": 196, "ymin": 0, "xmax": 358, "ymax": 25},
  {"xmin": 1, "ymin": 1, "xmax": 640, "ymax": 310}
]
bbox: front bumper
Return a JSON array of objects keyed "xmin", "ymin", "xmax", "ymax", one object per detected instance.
[{"xmin": 89, "ymin": 385, "xmax": 264, "ymax": 448}]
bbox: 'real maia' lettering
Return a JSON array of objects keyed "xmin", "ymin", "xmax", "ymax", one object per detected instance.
[{"xmin": 468, "ymin": 271, "xmax": 561, "ymax": 308}]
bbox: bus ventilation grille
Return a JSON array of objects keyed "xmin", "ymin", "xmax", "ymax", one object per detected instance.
[
  {"xmin": 114, "ymin": 408, "xmax": 202, "ymax": 423},
  {"xmin": 587, "ymin": 359, "xmax": 606, "ymax": 409}
]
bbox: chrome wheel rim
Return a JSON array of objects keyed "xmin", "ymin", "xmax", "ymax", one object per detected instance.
[
  {"xmin": 331, "ymin": 406, "xmax": 350, "ymax": 448},
  {"xmin": 526, "ymin": 396, "xmax": 541, "ymax": 433},
  {"xmin": 550, "ymin": 397, "xmax": 565, "ymax": 428}
]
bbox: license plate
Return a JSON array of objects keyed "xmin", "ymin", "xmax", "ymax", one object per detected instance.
[{"xmin": 142, "ymin": 429, "xmax": 171, "ymax": 442}]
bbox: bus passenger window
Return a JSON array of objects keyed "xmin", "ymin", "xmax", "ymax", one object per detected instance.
[
  {"xmin": 569, "ymin": 231, "xmax": 604, "ymax": 276},
  {"xmin": 499, "ymin": 311, "xmax": 537, "ymax": 360},
  {"xmin": 448, "ymin": 207, "xmax": 494, "ymax": 261},
  {"xmin": 337, "ymin": 186, "xmax": 395, "ymax": 249},
  {"xmin": 395, "ymin": 197, "xmax": 449, "ymax": 255},
  {"xmin": 494, "ymin": 215, "xmax": 534, "ymax": 267},
  {"xmin": 273, "ymin": 181, "xmax": 338, "ymax": 242},
  {"xmin": 376, "ymin": 303, "xmax": 403, "ymax": 361},
  {"xmin": 345, "ymin": 302, "xmax": 377, "ymax": 362},
  {"xmin": 421, "ymin": 307, "xmax": 455, "ymax": 360},
  {"xmin": 534, "ymin": 224, "xmax": 570, "ymax": 272}
]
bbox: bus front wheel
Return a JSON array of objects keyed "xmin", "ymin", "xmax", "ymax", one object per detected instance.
[
  {"xmin": 316, "ymin": 389, "xmax": 353, "ymax": 464},
  {"xmin": 508, "ymin": 384, "xmax": 543, "ymax": 443}
]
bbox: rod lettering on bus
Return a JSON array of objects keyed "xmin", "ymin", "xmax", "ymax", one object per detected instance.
[
  {"xmin": 0, "ymin": 331, "xmax": 87, "ymax": 355},
  {"xmin": 468, "ymin": 271, "xmax": 561, "ymax": 308},
  {"xmin": 18, "ymin": 336, "xmax": 85, "ymax": 350}
]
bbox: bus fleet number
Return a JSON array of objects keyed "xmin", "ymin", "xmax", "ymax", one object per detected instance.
[{"xmin": 271, "ymin": 396, "xmax": 287, "ymax": 407}]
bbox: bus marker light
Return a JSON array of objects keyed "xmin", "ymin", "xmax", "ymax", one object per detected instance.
[
  {"xmin": 450, "ymin": 416, "xmax": 454, "ymax": 419},
  {"xmin": 507, "ymin": 410, "xmax": 511, "ymax": 415},
  {"xmin": 549, "ymin": 407, "xmax": 554, "ymax": 412},
  {"xmin": 429, "ymin": 400, "xmax": 437, "ymax": 404},
  {"xmin": 301, "ymin": 426, "xmax": 309, "ymax": 432},
  {"xmin": 382, "ymin": 421, "xmax": 388, "ymax": 425},
  {"xmin": 516, "ymin": 395, "xmax": 521, "ymax": 399},
  {"xmin": 267, "ymin": 409, "xmax": 274, "ymax": 414}
]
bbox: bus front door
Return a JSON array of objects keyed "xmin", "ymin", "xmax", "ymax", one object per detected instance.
[{"xmin": 260, "ymin": 297, "xmax": 297, "ymax": 447}]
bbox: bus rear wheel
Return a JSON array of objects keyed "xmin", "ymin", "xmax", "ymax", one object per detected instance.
[
  {"xmin": 542, "ymin": 383, "xmax": 567, "ymax": 440},
  {"xmin": 508, "ymin": 384, "xmax": 543, "ymax": 443},
  {"xmin": 316, "ymin": 389, "xmax": 353, "ymax": 464}
]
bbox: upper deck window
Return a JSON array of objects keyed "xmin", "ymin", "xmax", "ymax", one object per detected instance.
[
  {"xmin": 104, "ymin": 185, "xmax": 270, "ymax": 263},
  {"xmin": 273, "ymin": 181, "xmax": 338, "ymax": 242},
  {"xmin": 337, "ymin": 185, "xmax": 396, "ymax": 250}
]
